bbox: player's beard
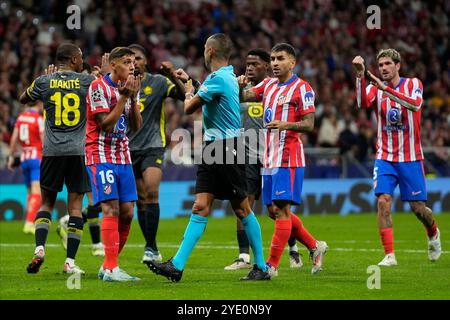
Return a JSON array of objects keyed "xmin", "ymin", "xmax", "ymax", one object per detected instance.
[
  {"xmin": 381, "ymin": 68, "xmax": 397, "ymax": 82},
  {"xmin": 382, "ymin": 73, "xmax": 393, "ymax": 82}
]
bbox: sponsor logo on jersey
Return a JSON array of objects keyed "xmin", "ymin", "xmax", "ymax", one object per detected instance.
[
  {"xmin": 304, "ymin": 91, "xmax": 314, "ymax": 102},
  {"xmin": 388, "ymin": 108, "xmax": 401, "ymax": 124},
  {"xmin": 264, "ymin": 108, "xmax": 273, "ymax": 124},
  {"xmin": 144, "ymin": 86, "xmax": 152, "ymax": 95}
]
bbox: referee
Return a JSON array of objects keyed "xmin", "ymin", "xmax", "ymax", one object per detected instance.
[{"xmin": 146, "ymin": 34, "xmax": 270, "ymax": 282}]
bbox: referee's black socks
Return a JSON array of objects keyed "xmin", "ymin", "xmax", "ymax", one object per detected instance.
[{"xmin": 35, "ymin": 211, "xmax": 52, "ymax": 248}]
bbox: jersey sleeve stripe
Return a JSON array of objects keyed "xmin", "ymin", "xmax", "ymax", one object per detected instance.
[
  {"xmin": 166, "ymin": 84, "xmax": 176, "ymax": 97},
  {"xmin": 26, "ymin": 87, "xmax": 37, "ymax": 101}
]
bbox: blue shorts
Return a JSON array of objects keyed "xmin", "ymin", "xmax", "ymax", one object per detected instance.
[
  {"xmin": 21, "ymin": 159, "xmax": 40, "ymax": 187},
  {"xmin": 87, "ymin": 163, "xmax": 138, "ymax": 206},
  {"xmin": 262, "ymin": 167, "xmax": 304, "ymax": 205},
  {"xmin": 374, "ymin": 160, "xmax": 427, "ymax": 201}
]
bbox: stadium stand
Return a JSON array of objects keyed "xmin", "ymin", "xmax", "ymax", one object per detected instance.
[{"xmin": 0, "ymin": 0, "xmax": 448, "ymax": 179}]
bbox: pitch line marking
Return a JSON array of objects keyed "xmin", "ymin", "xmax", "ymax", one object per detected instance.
[{"xmin": 0, "ymin": 243, "xmax": 447, "ymax": 254}]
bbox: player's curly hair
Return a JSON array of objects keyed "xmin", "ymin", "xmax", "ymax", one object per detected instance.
[
  {"xmin": 247, "ymin": 48, "xmax": 270, "ymax": 63},
  {"xmin": 376, "ymin": 49, "xmax": 401, "ymax": 64},
  {"xmin": 56, "ymin": 43, "xmax": 80, "ymax": 63}
]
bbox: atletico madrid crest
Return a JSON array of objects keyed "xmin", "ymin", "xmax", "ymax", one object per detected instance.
[
  {"xmin": 277, "ymin": 94, "xmax": 286, "ymax": 105},
  {"xmin": 103, "ymin": 184, "xmax": 112, "ymax": 195}
]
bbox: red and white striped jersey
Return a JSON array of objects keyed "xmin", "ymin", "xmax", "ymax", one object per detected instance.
[
  {"xmin": 252, "ymin": 74, "xmax": 315, "ymax": 168},
  {"xmin": 85, "ymin": 74, "xmax": 136, "ymax": 165},
  {"xmin": 356, "ymin": 76, "xmax": 424, "ymax": 162},
  {"xmin": 15, "ymin": 109, "xmax": 43, "ymax": 161}
]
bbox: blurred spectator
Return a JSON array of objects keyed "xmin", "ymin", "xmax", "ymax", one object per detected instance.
[
  {"xmin": 0, "ymin": 0, "xmax": 448, "ymax": 174},
  {"xmin": 318, "ymin": 113, "xmax": 339, "ymax": 148}
]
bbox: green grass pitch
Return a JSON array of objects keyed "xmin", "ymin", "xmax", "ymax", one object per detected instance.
[{"xmin": 1, "ymin": 214, "xmax": 449, "ymax": 300}]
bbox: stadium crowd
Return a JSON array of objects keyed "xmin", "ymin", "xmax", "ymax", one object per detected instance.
[{"xmin": 0, "ymin": 0, "xmax": 449, "ymax": 171}]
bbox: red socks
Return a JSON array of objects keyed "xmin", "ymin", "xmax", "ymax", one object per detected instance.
[
  {"xmin": 267, "ymin": 219, "xmax": 292, "ymax": 269},
  {"xmin": 425, "ymin": 220, "xmax": 438, "ymax": 238},
  {"xmin": 118, "ymin": 222, "xmax": 131, "ymax": 254},
  {"xmin": 380, "ymin": 228, "xmax": 394, "ymax": 254},
  {"xmin": 26, "ymin": 194, "xmax": 41, "ymax": 223},
  {"xmin": 290, "ymin": 213, "xmax": 316, "ymax": 250},
  {"xmin": 102, "ymin": 216, "xmax": 119, "ymax": 271}
]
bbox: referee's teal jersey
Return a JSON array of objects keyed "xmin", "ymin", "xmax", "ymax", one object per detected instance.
[{"xmin": 198, "ymin": 65, "xmax": 240, "ymax": 141}]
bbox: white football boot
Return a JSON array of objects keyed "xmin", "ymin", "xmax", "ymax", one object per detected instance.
[
  {"xmin": 378, "ymin": 253, "xmax": 397, "ymax": 266},
  {"xmin": 428, "ymin": 228, "xmax": 442, "ymax": 262},
  {"xmin": 310, "ymin": 241, "xmax": 328, "ymax": 274},
  {"xmin": 102, "ymin": 267, "xmax": 140, "ymax": 282}
]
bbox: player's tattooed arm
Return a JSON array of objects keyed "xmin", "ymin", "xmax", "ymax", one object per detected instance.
[
  {"xmin": 367, "ymin": 70, "xmax": 422, "ymax": 112},
  {"xmin": 266, "ymin": 113, "xmax": 315, "ymax": 133},
  {"xmin": 290, "ymin": 113, "xmax": 315, "ymax": 133},
  {"xmin": 94, "ymin": 112, "xmax": 110, "ymax": 131}
]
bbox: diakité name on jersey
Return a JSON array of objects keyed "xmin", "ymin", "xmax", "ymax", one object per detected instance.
[
  {"xmin": 252, "ymin": 74, "xmax": 315, "ymax": 169},
  {"xmin": 85, "ymin": 74, "xmax": 137, "ymax": 165},
  {"xmin": 356, "ymin": 76, "xmax": 424, "ymax": 162}
]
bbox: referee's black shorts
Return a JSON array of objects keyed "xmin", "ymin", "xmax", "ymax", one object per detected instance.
[
  {"xmin": 245, "ymin": 162, "xmax": 262, "ymax": 200},
  {"xmin": 40, "ymin": 155, "xmax": 91, "ymax": 194},
  {"xmin": 195, "ymin": 138, "xmax": 247, "ymax": 201}
]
